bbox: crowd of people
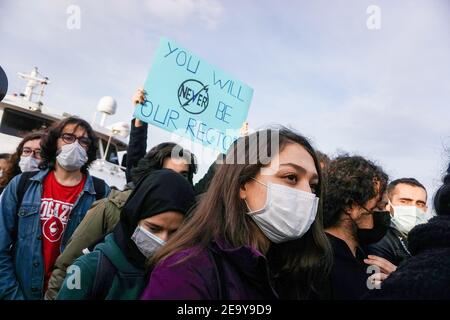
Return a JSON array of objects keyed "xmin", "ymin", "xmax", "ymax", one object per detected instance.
[{"xmin": 0, "ymin": 88, "xmax": 449, "ymax": 300}]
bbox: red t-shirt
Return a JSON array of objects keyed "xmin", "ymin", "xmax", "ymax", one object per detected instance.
[{"xmin": 40, "ymin": 171, "xmax": 86, "ymax": 290}]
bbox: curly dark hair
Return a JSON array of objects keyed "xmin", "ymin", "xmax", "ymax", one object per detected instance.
[
  {"xmin": 316, "ymin": 150, "xmax": 331, "ymax": 171},
  {"xmin": 0, "ymin": 131, "xmax": 44, "ymax": 187},
  {"xmin": 130, "ymin": 142, "xmax": 197, "ymax": 185},
  {"xmin": 323, "ymin": 154, "xmax": 388, "ymax": 228},
  {"xmin": 39, "ymin": 117, "xmax": 98, "ymax": 173}
]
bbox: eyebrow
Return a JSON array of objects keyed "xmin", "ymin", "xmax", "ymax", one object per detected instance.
[
  {"xmin": 144, "ymin": 222, "xmax": 162, "ymax": 229},
  {"xmin": 279, "ymin": 163, "xmax": 319, "ymax": 181},
  {"xmin": 398, "ymin": 197, "xmax": 414, "ymax": 202},
  {"xmin": 62, "ymin": 131, "xmax": 89, "ymax": 139}
]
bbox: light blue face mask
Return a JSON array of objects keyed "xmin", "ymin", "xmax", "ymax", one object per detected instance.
[
  {"xmin": 389, "ymin": 200, "xmax": 431, "ymax": 234},
  {"xmin": 131, "ymin": 226, "xmax": 166, "ymax": 258}
]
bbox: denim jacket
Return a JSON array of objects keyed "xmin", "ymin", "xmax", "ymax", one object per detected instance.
[{"xmin": 0, "ymin": 169, "xmax": 110, "ymax": 300}]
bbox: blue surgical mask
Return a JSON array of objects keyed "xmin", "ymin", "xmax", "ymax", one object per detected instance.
[{"xmin": 390, "ymin": 200, "xmax": 430, "ymax": 234}]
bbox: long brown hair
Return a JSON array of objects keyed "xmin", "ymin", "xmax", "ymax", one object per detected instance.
[
  {"xmin": 150, "ymin": 127, "xmax": 333, "ymax": 299},
  {"xmin": 0, "ymin": 131, "xmax": 43, "ymax": 187}
]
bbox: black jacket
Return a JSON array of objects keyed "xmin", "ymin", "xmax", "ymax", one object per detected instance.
[
  {"xmin": 327, "ymin": 233, "xmax": 370, "ymax": 300},
  {"xmin": 365, "ymin": 225, "xmax": 411, "ymax": 266},
  {"xmin": 366, "ymin": 215, "xmax": 450, "ymax": 299},
  {"xmin": 125, "ymin": 119, "xmax": 148, "ymax": 183}
]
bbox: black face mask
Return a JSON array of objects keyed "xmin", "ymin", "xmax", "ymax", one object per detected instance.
[{"xmin": 357, "ymin": 211, "xmax": 391, "ymax": 245}]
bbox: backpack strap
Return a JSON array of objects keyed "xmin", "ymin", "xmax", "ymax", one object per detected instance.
[
  {"xmin": 91, "ymin": 176, "xmax": 107, "ymax": 201},
  {"xmin": 90, "ymin": 251, "xmax": 117, "ymax": 300},
  {"xmin": 16, "ymin": 171, "xmax": 39, "ymax": 205}
]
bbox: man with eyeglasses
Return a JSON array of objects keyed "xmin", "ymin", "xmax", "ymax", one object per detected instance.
[{"xmin": 0, "ymin": 116, "xmax": 110, "ymax": 300}]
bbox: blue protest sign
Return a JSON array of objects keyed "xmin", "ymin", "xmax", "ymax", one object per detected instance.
[{"xmin": 134, "ymin": 37, "xmax": 253, "ymax": 154}]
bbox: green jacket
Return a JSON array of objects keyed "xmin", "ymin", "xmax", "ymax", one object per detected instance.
[
  {"xmin": 56, "ymin": 233, "xmax": 146, "ymax": 300},
  {"xmin": 45, "ymin": 187, "xmax": 133, "ymax": 300}
]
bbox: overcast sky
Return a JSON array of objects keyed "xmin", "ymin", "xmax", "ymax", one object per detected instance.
[{"xmin": 1, "ymin": 0, "xmax": 449, "ymax": 205}]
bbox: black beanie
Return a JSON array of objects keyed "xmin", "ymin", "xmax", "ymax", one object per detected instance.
[{"xmin": 434, "ymin": 165, "xmax": 450, "ymax": 216}]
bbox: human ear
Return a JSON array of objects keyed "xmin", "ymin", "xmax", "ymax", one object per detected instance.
[{"xmin": 239, "ymin": 183, "xmax": 248, "ymax": 200}]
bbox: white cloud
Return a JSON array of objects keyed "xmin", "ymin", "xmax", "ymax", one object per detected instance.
[{"xmin": 143, "ymin": 0, "xmax": 224, "ymax": 30}]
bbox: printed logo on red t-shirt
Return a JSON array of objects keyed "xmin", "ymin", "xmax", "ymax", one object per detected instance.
[{"xmin": 40, "ymin": 199, "xmax": 74, "ymax": 242}]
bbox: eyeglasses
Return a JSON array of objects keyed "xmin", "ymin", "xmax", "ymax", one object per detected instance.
[
  {"xmin": 22, "ymin": 147, "xmax": 41, "ymax": 159},
  {"xmin": 60, "ymin": 133, "xmax": 91, "ymax": 148}
]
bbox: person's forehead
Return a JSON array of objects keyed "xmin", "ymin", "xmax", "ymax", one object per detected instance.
[
  {"xmin": 24, "ymin": 139, "xmax": 40, "ymax": 148},
  {"xmin": 393, "ymin": 183, "xmax": 426, "ymax": 198},
  {"xmin": 142, "ymin": 211, "xmax": 184, "ymax": 223},
  {"xmin": 164, "ymin": 156, "xmax": 189, "ymax": 166},
  {"xmin": 63, "ymin": 123, "xmax": 87, "ymax": 135},
  {"xmin": 272, "ymin": 143, "xmax": 317, "ymax": 175}
]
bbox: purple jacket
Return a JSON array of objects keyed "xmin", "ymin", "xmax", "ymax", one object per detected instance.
[{"xmin": 140, "ymin": 239, "xmax": 279, "ymax": 300}]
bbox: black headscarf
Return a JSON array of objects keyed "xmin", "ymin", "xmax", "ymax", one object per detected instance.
[{"xmin": 113, "ymin": 168, "xmax": 195, "ymax": 269}]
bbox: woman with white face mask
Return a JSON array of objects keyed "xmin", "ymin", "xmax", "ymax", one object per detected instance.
[
  {"xmin": 57, "ymin": 169, "xmax": 195, "ymax": 300},
  {"xmin": 141, "ymin": 127, "xmax": 333, "ymax": 300},
  {"xmin": 0, "ymin": 132, "xmax": 43, "ymax": 196}
]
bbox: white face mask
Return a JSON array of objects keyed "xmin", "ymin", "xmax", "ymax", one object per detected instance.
[
  {"xmin": 390, "ymin": 201, "xmax": 430, "ymax": 234},
  {"xmin": 56, "ymin": 141, "xmax": 88, "ymax": 172},
  {"xmin": 19, "ymin": 155, "xmax": 40, "ymax": 172},
  {"xmin": 131, "ymin": 225, "xmax": 165, "ymax": 258},
  {"xmin": 245, "ymin": 179, "xmax": 319, "ymax": 243}
]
